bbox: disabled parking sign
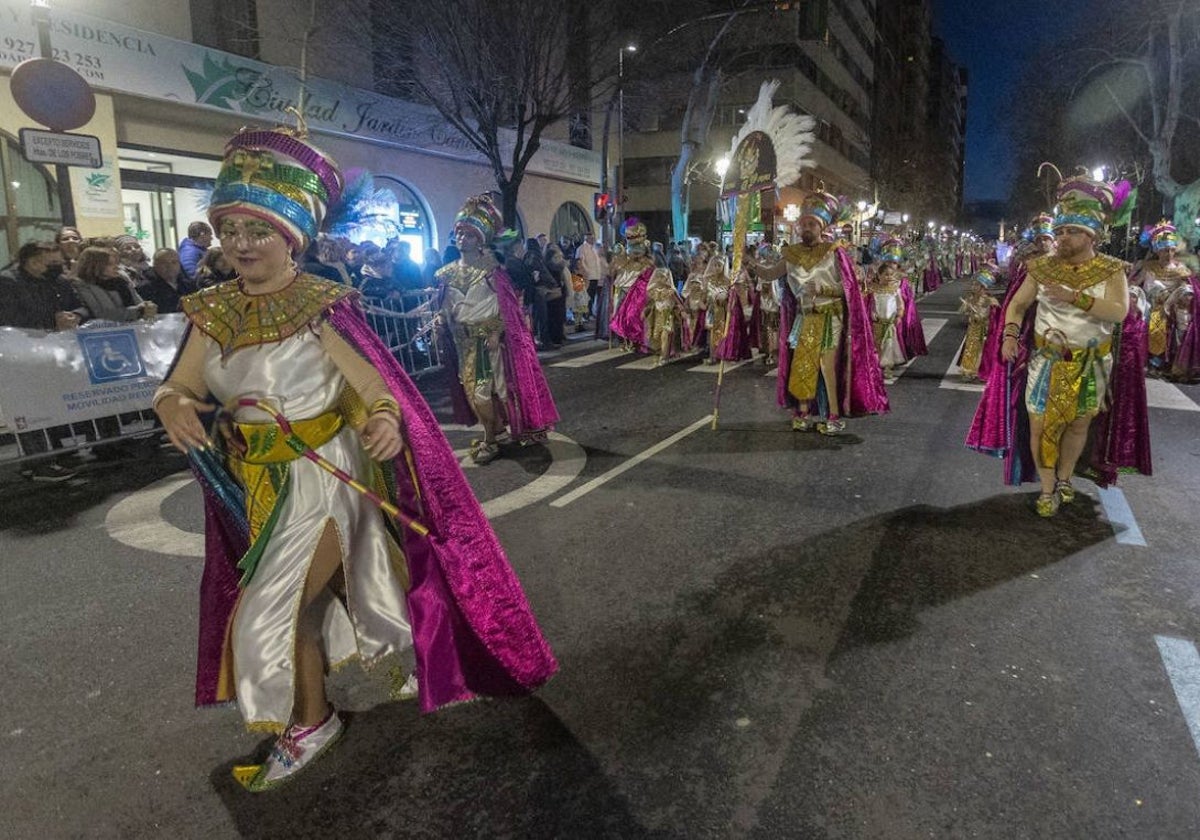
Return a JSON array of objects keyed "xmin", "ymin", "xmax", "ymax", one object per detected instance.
[{"xmin": 78, "ymin": 329, "xmax": 146, "ymax": 384}]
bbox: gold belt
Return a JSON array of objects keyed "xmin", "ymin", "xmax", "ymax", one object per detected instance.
[
  {"xmin": 234, "ymin": 410, "xmax": 344, "ymax": 464},
  {"xmin": 1033, "ymin": 334, "xmax": 1111, "ymax": 358},
  {"xmin": 806, "ymin": 300, "xmax": 843, "ymax": 316},
  {"xmin": 464, "ymin": 318, "xmax": 504, "ymax": 340}
]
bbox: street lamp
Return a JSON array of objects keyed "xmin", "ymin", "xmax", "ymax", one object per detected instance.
[
  {"xmin": 616, "ymin": 44, "xmax": 636, "ymax": 231},
  {"xmin": 715, "ymin": 155, "xmax": 730, "ymax": 179},
  {"xmin": 1092, "ymin": 166, "xmax": 1106, "ymax": 181}
]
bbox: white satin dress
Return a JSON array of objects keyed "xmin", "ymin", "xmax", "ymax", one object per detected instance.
[{"xmin": 203, "ymin": 327, "xmax": 413, "ymax": 730}]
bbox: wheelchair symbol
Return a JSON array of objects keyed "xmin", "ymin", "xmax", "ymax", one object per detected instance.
[{"xmin": 98, "ymin": 341, "xmax": 137, "ymax": 375}]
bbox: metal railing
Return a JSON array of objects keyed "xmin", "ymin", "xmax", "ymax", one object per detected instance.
[
  {"xmin": 0, "ymin": 293, "xmax": 444, "ymax": 466},
  {"xmin": 360, "ymin": 290, "xmax": 443, "ymax": 377}
]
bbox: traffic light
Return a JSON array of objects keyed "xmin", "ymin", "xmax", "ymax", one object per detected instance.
[{"xmin": 593, "ymin": 192, "xmax": 612, "ymax": 221}]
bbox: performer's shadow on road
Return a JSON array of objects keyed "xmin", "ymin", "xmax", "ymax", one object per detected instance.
[
  {"xmin": 526, "ymin": 491, "xmax": 1115, "ymax": 829},
  {"xmin": 209, "ymin": 697, "xmax": 664, "ymax": 839}
]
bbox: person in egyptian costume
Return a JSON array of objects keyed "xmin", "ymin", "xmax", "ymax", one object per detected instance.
[
  {"xmin": 153, "ymin": 125, "xmax": 557, "ymax": 792},
  {"xmin": 681, "ymin": 244, "xmax": 713, "ymax": 353},
  {"xmin": 753, "ymin": 242, "xmax": 782, "ymax": 367},
  {"xmin": 966, "ymin": 168, "xmax": 1151, "ymax": 516},
  {"xmin": 753, "ymin": 188, "xmax": 888, "ymax": 434},
  {"xmin": 1131, "ymin": 219, "xmax": 1197, "ymax": 373},
  {"xmin": 644, "ymin": 265, "xmax": 690, "ymax": 364},
  {"xmin": 864, "ymin": 237, "xmax": 914, "ymax": 380},
  {"xmin": 608, "ymin": 217, "xmax": 656, "ymax": 350},
  {"xmin": 435, "ymin": 194, "xmax": 559, "ymax": 466},
  {"xmin": 956, "ymin": 264, "xmax": 1001, "ymax": 380}
]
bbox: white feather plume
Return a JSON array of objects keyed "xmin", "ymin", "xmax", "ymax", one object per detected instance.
[{"xmin": 724, "ymin": 79, "xmax": 816, "ymax": 190}]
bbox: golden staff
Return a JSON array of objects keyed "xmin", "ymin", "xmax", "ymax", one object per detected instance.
[{"xmin": 236, "ymin": 398, "xmax": 430, "ymax": 537}]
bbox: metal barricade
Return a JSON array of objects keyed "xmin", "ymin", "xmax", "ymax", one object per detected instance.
[
  {"xmin": 360, "ymin": 291, "xmax": 443, "ymax": 377},
  {"xmin": 0, "ymin": 410, "xmax": 161, "ymax": 463}
]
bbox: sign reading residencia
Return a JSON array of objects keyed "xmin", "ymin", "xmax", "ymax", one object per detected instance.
[{"xmin": 0, "ymin": 1, "xmax": 600, "ymax": 184}]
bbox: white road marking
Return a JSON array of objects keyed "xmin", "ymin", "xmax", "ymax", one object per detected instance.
[
  {"xmin": 105, "ymin": 474, "xmax": 204, "ymax": 557},
  {"xmin": 689, "ymin": 359, "xmax": 754, "ymax": 374},
  {"xmin": 551, "ymin": 347, "xmax": 630, "ymax": 368},
  {"xmin": 551, "ymin": 415, "xmax": 713, "ymax": 507},
  {"xmin": 921, "ymin": 317, "xmax": 949, "ymax": 345},
  {"xmin": 617, "ymin": 351, "xmax": 702, "ymax": 370},
  {"xmin": 1155, "ymin": 636, "xmax": 1200, "ymax": 762},
  {"xmin": 1145, "ymin": 378, "xmax": 1200, "ymax": 412},
  {"xmin": 938, "ymin": 336, "xmax": 985, "ymax": 393},
  {"xmin": 106, "ymin": 427, "xmax": 587, "ymax": 556},
  {"xmin": 1096, "ymin": 485, "xmax": 1148, "ymax": 547}
]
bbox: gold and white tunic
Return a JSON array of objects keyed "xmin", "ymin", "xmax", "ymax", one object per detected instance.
[{"xmin": 163, "ymin": 277, "xmax": 412, "ymax": 731}]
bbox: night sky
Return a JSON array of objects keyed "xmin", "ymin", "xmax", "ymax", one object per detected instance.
[{"xmin": 933, "ymin": 0, "xmax": 1091, "ymax": 203}]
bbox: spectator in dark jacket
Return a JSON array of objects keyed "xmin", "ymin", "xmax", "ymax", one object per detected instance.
[
  {"xmin": 177, "ymin": 221, "xmax": 213, "ymax": 280},
  {"xmin": 139, "ymin": 248, "xmax": 194, "ymax": 314},
  {"xmin": 0, "ymin": 240, "xmax": 86, "ymax": 330}
]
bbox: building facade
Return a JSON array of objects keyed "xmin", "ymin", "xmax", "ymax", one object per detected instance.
[
  {"xmin": 0, "ymin": 0, "xmax": 600, "ymax": 264},
  {"xmin": 620, "ymin": 0, "xmax": 878, "ymax": 243}
]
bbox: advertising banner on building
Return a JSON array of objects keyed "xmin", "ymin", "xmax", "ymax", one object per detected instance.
[
  {"xmin": 0, "ymin": 315, "xmax": 185, "ymax": 433},
  {"xmin": 0, "ymin": 2, "xmax": 600, "ymax": 185}
]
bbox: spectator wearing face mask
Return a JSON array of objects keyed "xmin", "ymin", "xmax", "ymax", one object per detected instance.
[
  {"xmin": 0, "ymin": 240, "xmax": 89, "ymax": 482},
  {"xmin": 0, "ymin": 240, "xmax": 87, "ymax": 330}
]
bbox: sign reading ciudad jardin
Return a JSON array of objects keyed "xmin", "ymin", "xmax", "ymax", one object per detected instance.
[{"xmin": 0, "ymin": 1, "xmax": 600, "ymax": 185}]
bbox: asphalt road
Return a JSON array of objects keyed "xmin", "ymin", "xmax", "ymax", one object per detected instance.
[{"xmin": 3, "ymin": 279, "xmax": 1200, "ymax": 839}]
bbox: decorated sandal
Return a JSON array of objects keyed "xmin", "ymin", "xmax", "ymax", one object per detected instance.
[
  {"xmin": 234, "ymin": 709, "xmax": 344, "ymax": 793},
  {"xmin": 1055, "ymin": 479, "xmax": 1075, "ymax": 504},
  {"xmin": 819, "ymin": 416, "xmax": 846, "ymax": 436},
  {"xmin": 791, "ymin": 413, "xmax": 817, "ymax": 432},
  {"xmin": 1035, "ymin": 492, "xmax": 1060, "ymax": 518}
]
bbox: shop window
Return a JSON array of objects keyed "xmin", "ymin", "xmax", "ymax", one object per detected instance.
[
  {"xmin": 332, "ymin": 176, "xmax": 435, "ymax": 263},
  {"xmin": 0, "ymin": 132, "xmax": 62, "ymax": 265}
]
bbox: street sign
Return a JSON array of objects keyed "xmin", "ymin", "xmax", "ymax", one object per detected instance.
[{"xmin": 18, "ymin": 128, "xmax": 102, "ymax": 168}]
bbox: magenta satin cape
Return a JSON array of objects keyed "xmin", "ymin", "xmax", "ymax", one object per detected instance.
[
  {"xmin": 193, "ymin": 297, "xmax": 558, "ymax": 713},
  {"xmin": 923, "ymin": 253, "xmax": 942, "ymax": 292},
  {"xmin": 965, "ymin": 266, "xmax": 1152, "ymax": 487},
  {"xmin": 1169, "ymin": 277, "xmax": 1200, "ymax": 380},
  {"xmin": 438, "ymin": 267, "xmax": 559, "ymax": 440},
  {"xmin": 898, "ymin": 277, "xmax": 927, "ymax": 359},
  {"xmin": 609, "ymin": 266, "xmax": 654, "ymax": 350},
  {"xmin": 713, "ymin": 295, "xmax": 752, "ymax": 361},
  {"xmin": 775, "ymin": 248, "xmax": 890, "ymax": 416},
  {"xmin": 493, "ymin": 267, "xmax": 559, "ymax": 439}
]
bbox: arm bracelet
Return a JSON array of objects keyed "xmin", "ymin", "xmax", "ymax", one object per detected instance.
[
  {"xmin": 1002, "ymin": 323, "xmax": 1020, "ymax": 339},
  {"xmin": 1076, "ymin": 292, "xmax": 1095, "ymax": 312},
  {"xmin": 368, "ymin": 397, "xmax": 401, "ymax": 418}
]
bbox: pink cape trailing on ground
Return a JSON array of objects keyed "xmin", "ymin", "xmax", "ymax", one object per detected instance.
[{"xmin": 192, "ymin": 295, "xmax": 558, "ymax": 714}]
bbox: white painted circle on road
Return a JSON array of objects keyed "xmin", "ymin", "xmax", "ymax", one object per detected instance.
[{"xmin": 104, "ymin": 428, "xmax": 586, "ymax": 556}]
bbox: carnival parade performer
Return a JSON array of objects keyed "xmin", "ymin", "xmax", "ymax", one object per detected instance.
[
  {"xmin": 712, "ymin": 245, "xmax": 754, "ymax": 362},
  {"xmin": 754, "ymin": 242, "xmax": 782, "ymax": 367},
  {"xmin": 436, "ymin": 194, "xmax": 559, "ymax": 466},
  {"xmin": 154, "ymin": 124, "xmax": 557, "ymax": 792},
  {"xmin": 755, "ymin": 188, "xmax": 888, "ymax": 434},
  {"xmin": 966, "ymin": 168, "xmax": 1150, "ymax": 515},
  {"xmin": 703, "ymin": 253, "xmax": 733, "ymax": 364},
  {"xmin": 977, "ymin": 215, "xmax": 1056, "ymax": 383},
  {"xmin": 609, "ymin": 217, "xmax": 656, "ymax": 350},
  {"xmin": 644, "ymin": 266, "xmax": 690, "ymax": 364},
  {"xmin": 1131, "ymin": 219, "xmax": 1197, "ymax": 373},
  {"xmin": 956, "ymin": 265, "xmax": 1001, "ymax": 380},
  {"xmin": 865, "ymin": 250, "xmax": 907, "ymax": 380},
  {"xmin": 922, "ymin": 240, "xmax": 943, "ymax": 293}
]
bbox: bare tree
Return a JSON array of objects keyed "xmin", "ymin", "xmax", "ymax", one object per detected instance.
[
  {"xmin": 371, "ymin": 0, "xmax": 619, "ymax": 226},
  {"xmin": 1010, "ymin": 0, "xmax": 1200, "ymax": 240}
]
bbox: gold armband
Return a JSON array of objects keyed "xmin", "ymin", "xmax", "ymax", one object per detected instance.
[{"xmin": 367, "ymin": 397, "xmax": 401, "ymax": 418}]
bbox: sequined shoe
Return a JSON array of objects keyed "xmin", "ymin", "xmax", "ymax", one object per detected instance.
[
  {"xmin": 470, "ymin": 441, "xmax": 500, "ymax": 464},
  {"xmin": 238, "ymin": 709, "xmax": 344, "ymax": 792},
  {"xmin": 1055, "ymin": 479, "xmax": 1075, "ymax": 505},
  {"xmin": 1035, "ymin": 492, "xmax": 1060, "ymax": 518},
  {"xmin": 818, "ymin": 417, "xmax": 846, "ymax": 436},
  {"xmin": 791, "ymin": 414, "xmax": 817, "ymax": 432}
]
